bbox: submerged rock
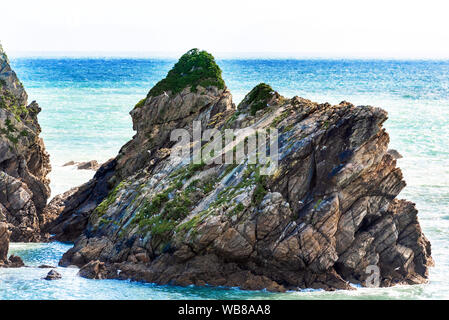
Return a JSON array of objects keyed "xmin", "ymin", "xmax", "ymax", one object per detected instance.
[
  {"xmin": 0, "ymin": 45, "xmax": 53, "ymax": 242},
  {"xmin": 50, "ymin": 49, "xmax": 433, "ymax": 291},
  {"xmin": 44, "ymin": 269, "xmax": 62, "ymax": 280},
  {"xmin": 7, "ymin": 255, "xmax": 25, "ymax": 267}
]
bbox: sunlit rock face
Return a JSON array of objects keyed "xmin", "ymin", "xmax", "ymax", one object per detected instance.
[
  {"xmin": 0, "ymin": 45, "xmax": 52, "ymax": 242},
  {"xmin": 49, "ymin": 49, "xmax": 433, "ymax": 292}
]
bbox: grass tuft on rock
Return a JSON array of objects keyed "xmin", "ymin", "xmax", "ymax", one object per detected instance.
[
  {"xmin": 93, "ymin": 181, "xmax": 127, "ymax": 217},
  {"xmin": 134, "ymin": 98, "xmax": 146, "ymax": 108}
]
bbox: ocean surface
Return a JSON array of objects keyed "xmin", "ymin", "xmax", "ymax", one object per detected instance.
[{"xmin": 1, "ymin": 58, "xmax": 448, "ymax": 299}]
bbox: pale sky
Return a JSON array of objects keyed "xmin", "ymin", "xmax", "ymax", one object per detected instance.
[{"xmin": 1, "ymin": 0, "xmax": 449, "ymax": 58}]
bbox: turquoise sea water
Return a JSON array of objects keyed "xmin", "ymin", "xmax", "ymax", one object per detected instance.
[{"xmin": 1, "ymin": 58, "xmax": 448, "ymax": 299}]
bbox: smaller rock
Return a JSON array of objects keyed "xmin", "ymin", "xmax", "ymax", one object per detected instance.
[
  {"xmin": 62, "ymin": 160, "xmax": 100, "ymax": 170},
  {"xmin": 8, "ymin": 255, "xmax": 25, "ymax": 267},
  {"xmin": 38, "ymin": 264, "xmax": 56, "ymax": 268},
  {"xmin": 44, "ymin": 269, "xmax": 62, "ymax": 280},
  {"xmin": 77, "ymin": 160, "xmax": 100, "ymax": 171},
  {"xmin": 78, "ymin": 260, "xmax": 107, "ymax": 279}
]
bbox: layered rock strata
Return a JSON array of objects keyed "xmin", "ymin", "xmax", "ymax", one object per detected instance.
[
  {"xmin": 0, "ymin": 44, "xmax": 52, "ymax": 242},
  {"xmin": 49, "ymin": 49, "xmax": 432, "ymax": 291}
]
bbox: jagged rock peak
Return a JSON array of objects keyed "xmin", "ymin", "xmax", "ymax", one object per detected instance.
[
  {"xmin": 116, "ymin": 49, "xmax": 234, "ymax": 182},
  {"xmin": 130, "ymin": 48, "xmax": 231, "ymax": 129}
]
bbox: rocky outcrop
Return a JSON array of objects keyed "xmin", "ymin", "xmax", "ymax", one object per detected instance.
[
  {"xmin": 63, "ymin": 160, "xmax": 101, "ymax": 170},
  {"xmin": 44, "ymin": 269, "xmax": 62, "ymax": 280},
  {"xmin": 7, "ymin": 255, "xmax": 25, "ymax": 267},
  {"xmin": 78, "ymin": 260, "xmax": 108, "ymax": 279},
  {"xmin": 0, "ymin": 45, "xmax": 52, "ymax": 242},
  {"xmin": 0, "ymin": 222, "xmax": 9, "ymax": 262},
  {"xmin": 52, "ymin": 49, "xmax": 433, "ymax": 291},
  {"xmin": 0, "ymin": 221, "xmax": 24, "ymax": 267}
]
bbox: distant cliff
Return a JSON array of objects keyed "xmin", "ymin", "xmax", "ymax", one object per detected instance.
[
  {"xmin": 0, "ymin": 44, "xmax": 52, "ymax": 243},
  {"xmin": 50, "ymin": 49, "xmax": 432, "ymax": 291}
]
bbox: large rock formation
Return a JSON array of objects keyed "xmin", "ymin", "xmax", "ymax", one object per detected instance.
[
  {"xmin": 51, "ymin": 49, "xmax": 433, "ymax": 291},
  {"xmin": 0, "ymin": 44, "xmax": 52, "ymax": 242}
]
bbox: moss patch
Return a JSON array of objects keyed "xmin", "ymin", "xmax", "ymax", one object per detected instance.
[
  {"xmin": 93, "ymin": 181, "xmax": 128, "ymax": 218},
  {"xmin": 147, "ymin": 48, "xmax": 225, "ymax": 97},
  {"xmin": 252, "ymin": 166, "xmax": 268, "ymax": 206},
  {"xmin": 314, "ymin": 198, "xmax": 323, "ymax": 210},
  {"xmin": 169, "ymin": 161, "xmax": 206, "ymax": 183},
  {"xmin": 230, "ymin": 202, "xmax": 245, "ymax": 216},
  {"xmin": 131, "ymin": 161, "xmax": 209, "ymax": 240},
  {"xmin": 134, "ymin": 98, "xmax": 146, "ymax": 108},
  {"xmin": 135, "ymin": 185, "xmax": 193, "ymax": 239},
  {"xmin": 270, "ymin": 110, "xmax": 290, "ymax": 128}
]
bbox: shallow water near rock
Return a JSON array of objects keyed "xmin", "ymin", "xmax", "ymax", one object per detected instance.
[
  {"xmin": 2, "ymin": 58, "xmax": 449, "ymax": 299},
  {"xmin": 0, "ymin": 242, "xmax": 273, "ymax": 300},
  {"xmin": 0, "ymin": 241, "xmax": 442, "ymax": 299}
]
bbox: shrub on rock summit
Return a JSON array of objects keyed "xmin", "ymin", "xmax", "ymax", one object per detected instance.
[
  {"xmin": 239, "ymin": 83, "xmax": 276, "ymax": 116},
  {"xmin": 147, "ymin": 48, "xmax": 225, "ymax": 97}
]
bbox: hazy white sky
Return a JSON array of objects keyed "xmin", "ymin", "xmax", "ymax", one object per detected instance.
[{"xmin": 1, "ymin": 0, "xmax": 449, "ymax": 58}]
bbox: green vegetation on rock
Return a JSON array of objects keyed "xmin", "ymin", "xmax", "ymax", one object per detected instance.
[
  {"xmin": 252, "ymin": 166, "xmax": 268, "ymax": 206},
  {"xmin": 147, "ymin": 48, "xmax": 225, "ymax": 97},
  {"xmin": 176, "ymin": 213, "xmax": 203, "ymax": 235},
  {"xmin": 134, "ymin": 98, "xmax": 146, "ymax": 108},
  {"xmin": 136, "ymin": 185, "xmax": 192, "ymax": 238},
  {"xmin": 93, "ymin": 181, "xmax": 128, "ymax": 218},
  {"xmin": 0, "ymin": 89, "xmax": 28, "ymax": 121},
  {"xmin": 241, "ymin": 83, "xmax": 275, "ymax": 116},
  {"xmin": 314, "ymin": 198, "xmax": 323, "ymax": 210},
  {"xmin": 0, "ymin": 118, "xmax": 20, "ymax": 145},
  {"xmin": 270, "ymin": 110, "xmax": 290, "ymax": 127},
  {"xmin": 132, "ymin": 161, "xmax": 209, "ymax": 239}
]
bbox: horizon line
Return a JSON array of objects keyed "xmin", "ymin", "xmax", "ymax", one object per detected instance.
[{"xmin": 7, "ymin": 50, "xmax": 449, "ymax": 61}]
